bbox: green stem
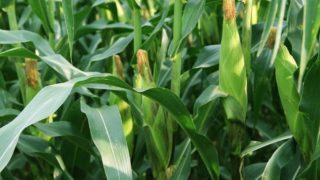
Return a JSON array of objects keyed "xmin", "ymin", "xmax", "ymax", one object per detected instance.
[
  {"xmin": 167, "ymin": 0, "xmax": 184, "ymax": 171},
  {"xmin": 48, "ymin": 33, "xmax": 55, "ymax": 49},
  {"xmin": 242, "ymin": 0, "xmax": 252, "ymax": 77},
  {"xmin": 133, "ymin": 8, "xmax": 142, "ymax": 53},
  {"xmin": 7, "ymin": 3, "xmax": 27, "ymax": 105},
  {"xmin": 133, "ymin": 7, "xmax": 142, "ymax": 107},
  {"xmin": 7, "ymin": 3, "xmax": 18, "ymax": 31},
  {"xmin": 298, "ymin": 46, "xmax": 307, "ymax": 93},
  {"xmin": 212, "ymin": 6, "xmax": 220, "ymax": 43},
  {"xmin": 171, "ymin": 0, "xmax": 183, "ymax": 96},
  {"xmin": 48, "ymin": 0, "xmax": 55, "ymax": 49}
]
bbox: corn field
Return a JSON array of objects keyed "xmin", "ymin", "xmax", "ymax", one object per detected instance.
[{"xmin": 0, "ymin": 0, "xmax": 320, "ymax": 179}]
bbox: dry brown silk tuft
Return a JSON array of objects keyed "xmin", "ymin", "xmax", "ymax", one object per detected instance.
[
  {"xmin": 25, "ymin": 59, "xmax": 39, "ymax": 89},
  {"xmin": 266, "ymin": 27, "xmax": 277, "ymax": 49},
  {"xmin": 113, "ymin": 55, "xmax": 125, "ymax": 80},
  {"xmin": 136, "ymin": 49, "xmax": 152, "ymax": 80},
  {"xmin": 223, "ymin": 0, "xmax": 236, "ymax": 21}
]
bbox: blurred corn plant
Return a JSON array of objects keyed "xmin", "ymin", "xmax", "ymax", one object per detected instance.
[{"xmin": 0, "ymin": 0, "xmax": 320, "ymax": 179}]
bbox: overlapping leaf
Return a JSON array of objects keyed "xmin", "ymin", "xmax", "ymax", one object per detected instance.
[{"xmin": 0, "ymin": 31, "xmax": 220, "ymax": 178}]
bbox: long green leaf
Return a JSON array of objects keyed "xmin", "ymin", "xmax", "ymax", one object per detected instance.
[
  {"xmin": 300, "ymin": 57, "xmax": 320, "ymax": 161},
  {"xmin": 298, "ymin": 0, "xmax": 320, "ymax": 91},
  {"xmin": 81, "ymin": 101, "xmax": 132, "ymax": 180},
  {"xmin": 34, "ymin": 121, "xmax": 83, "ymax": 138},
  {"xmin": 170, "ymin": 139, "xmax": 191, "ymax": 180},
  {"xmin": 90, "ymin": 33, "xmax": 134, "ymax": 62},
  {"xmin": 275, "ymin": 45, "xmax": 312, "ymax": 160},
  {"xmin": 28, "ymin": 0, "xmax": 54, "ymax": 34},
  {"xmin": 241, "ymin": 132, "xmax": 292, "ymax": 157},
  {"xmin": 75, "ymin": 21, "xmax": 133, "ymax": 39},
  {"xmin": 0, "ymin": 30, "xmax": 54, "ymax": 55},
  {"xmin": 0, "ymin": 82, "xmax": 74, "ymax": 171},
  {"xmin": 193, "ymin": 85, "xmax": 227, "ymax": 132},
  {"xmin": 0, "ymin": 47, "xmax": 39, "ymax": 60},
  {"xmin": 17, "ymin": 135, "xmax": 64, "ymax": 171},
  {"xmin": 0, "ymin": 29, "xmax": 220, "ymax": 179},
  {"xmin": 193, "ymin": 45, "xmax": 220, "ymax": 69},
  {"xmin": 0, "ymin": 74, "xmax": 220, "ymax": 179},
  {"xmin": 0, "ymin": 0, "xmax": 13, "ymax": 8},
  {"xmin": 262, "ymin": 140, "xmax": 299, "ymax": 180},
  {"xmin": 126, "ymin": 0, "xmax": 140, "ymax": 9},
  {"xmin": 141, "ymin": 0, "xmax": 169, "ymax": 48}
]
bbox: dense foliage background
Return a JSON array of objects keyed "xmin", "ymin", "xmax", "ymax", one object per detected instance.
[{"xmin": 0, "ymin": 0, "xmax": 320, "ymax": 179}]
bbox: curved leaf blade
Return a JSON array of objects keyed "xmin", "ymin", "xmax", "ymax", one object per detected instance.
[
  {"xmin": 90, "ymin": 33, "xmax": 134, "ymax": 62},
  {"xmin": 0, "ymin": 30, "xmax": 54, "ymax": 55},
  {"xmin": 81, "ymin": 101, "xmax": 132, "ymax": 180}
]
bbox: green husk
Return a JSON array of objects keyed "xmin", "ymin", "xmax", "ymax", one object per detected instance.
[
  {"xmin": 135, "ymin": 50, "xmax": 172, "ymax": 179},
  {"xmin": 220, "ymin": 0, "xmax": 247, "ymax": 122},
  {"xmin": 220, "ymin": 0, "xmax": 248, "ymax": 156}
]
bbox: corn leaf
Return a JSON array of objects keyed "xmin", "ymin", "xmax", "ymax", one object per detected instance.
[
  {"xmin": 81, "ymin": 101, "xmax": 132, "ymax": 180},
  {"xmin": 0, "ymin": 82, "xmax": 74, "ymax": 171},
  {"xmin": 142, "ymin": 1, "xmax": 169, "ymax": 48},
  {"xmin": 0, "ymin": 0, "xmax": 13, "ymax": 8},
  {"xmin": 17, "ymin": 135, "xmax": 65, "ymax": 172},
  {"xmin": 28, "ymin": 0, "xmax": 54, "ymax": 34},
  {"xmin": 0, "ymin": 47, "xmax": 39, "ymax": 60},
  {"xmin": 241, "ymin": 132, "xmax": 292, "ymax": 157},
  {"xmin": 0, "ymin": 45, "xmax": 220, "ymax": 178},
  {"xmin": 193, "ymin": 45, "xmax": 220, "ymax": 69},
  {"xmin": 193, "ymin": 85, "xmax": 227, "ymax": 132},
  {"xmin": 75, "ymin": 21, "xmax": 133, "ymax": 39},
  {"xmin": 261, "ymin": 140, "xmax": 299, "ymax": 180},
  {"xmin": 298, "ymin": 0, "xmax": 320, "ymax": 90},
  {"xmin": 90, "ymin": 33, "xmax": 134, "ymax": 62},
  {"xmin": 0, "ymin": 30, "xmax": 54, "ymax": 55},
  {"xmin": 126, "ymin": 0, "xmax": 140, "ymax": 9},
  {"xmin": 300, "ymin": 57, "xmax": 320, "ymax": 161},
  {"xmin": 275, "ymin": 45, "xmax": 312, "ymax": 160},
  {"xmin": 170, "ymin": 139, "xmax": 191, "ymax": 180}
]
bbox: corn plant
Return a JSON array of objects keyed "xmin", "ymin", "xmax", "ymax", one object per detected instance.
[{"xmin": 0, "ymin": 0, "xmax": 320, "ymax": 179}]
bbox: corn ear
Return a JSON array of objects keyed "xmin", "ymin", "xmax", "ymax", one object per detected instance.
[
  {"xmin": 220, "ymin": 0, "xmax": 248, "ymax": 154},
  {"xmin": 220, "ymin": 0, "xmax": 247, "ymax": 122},
  {"xmin": 135, "ymin": 49, "xmax": 172, "ymax": 179}
]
